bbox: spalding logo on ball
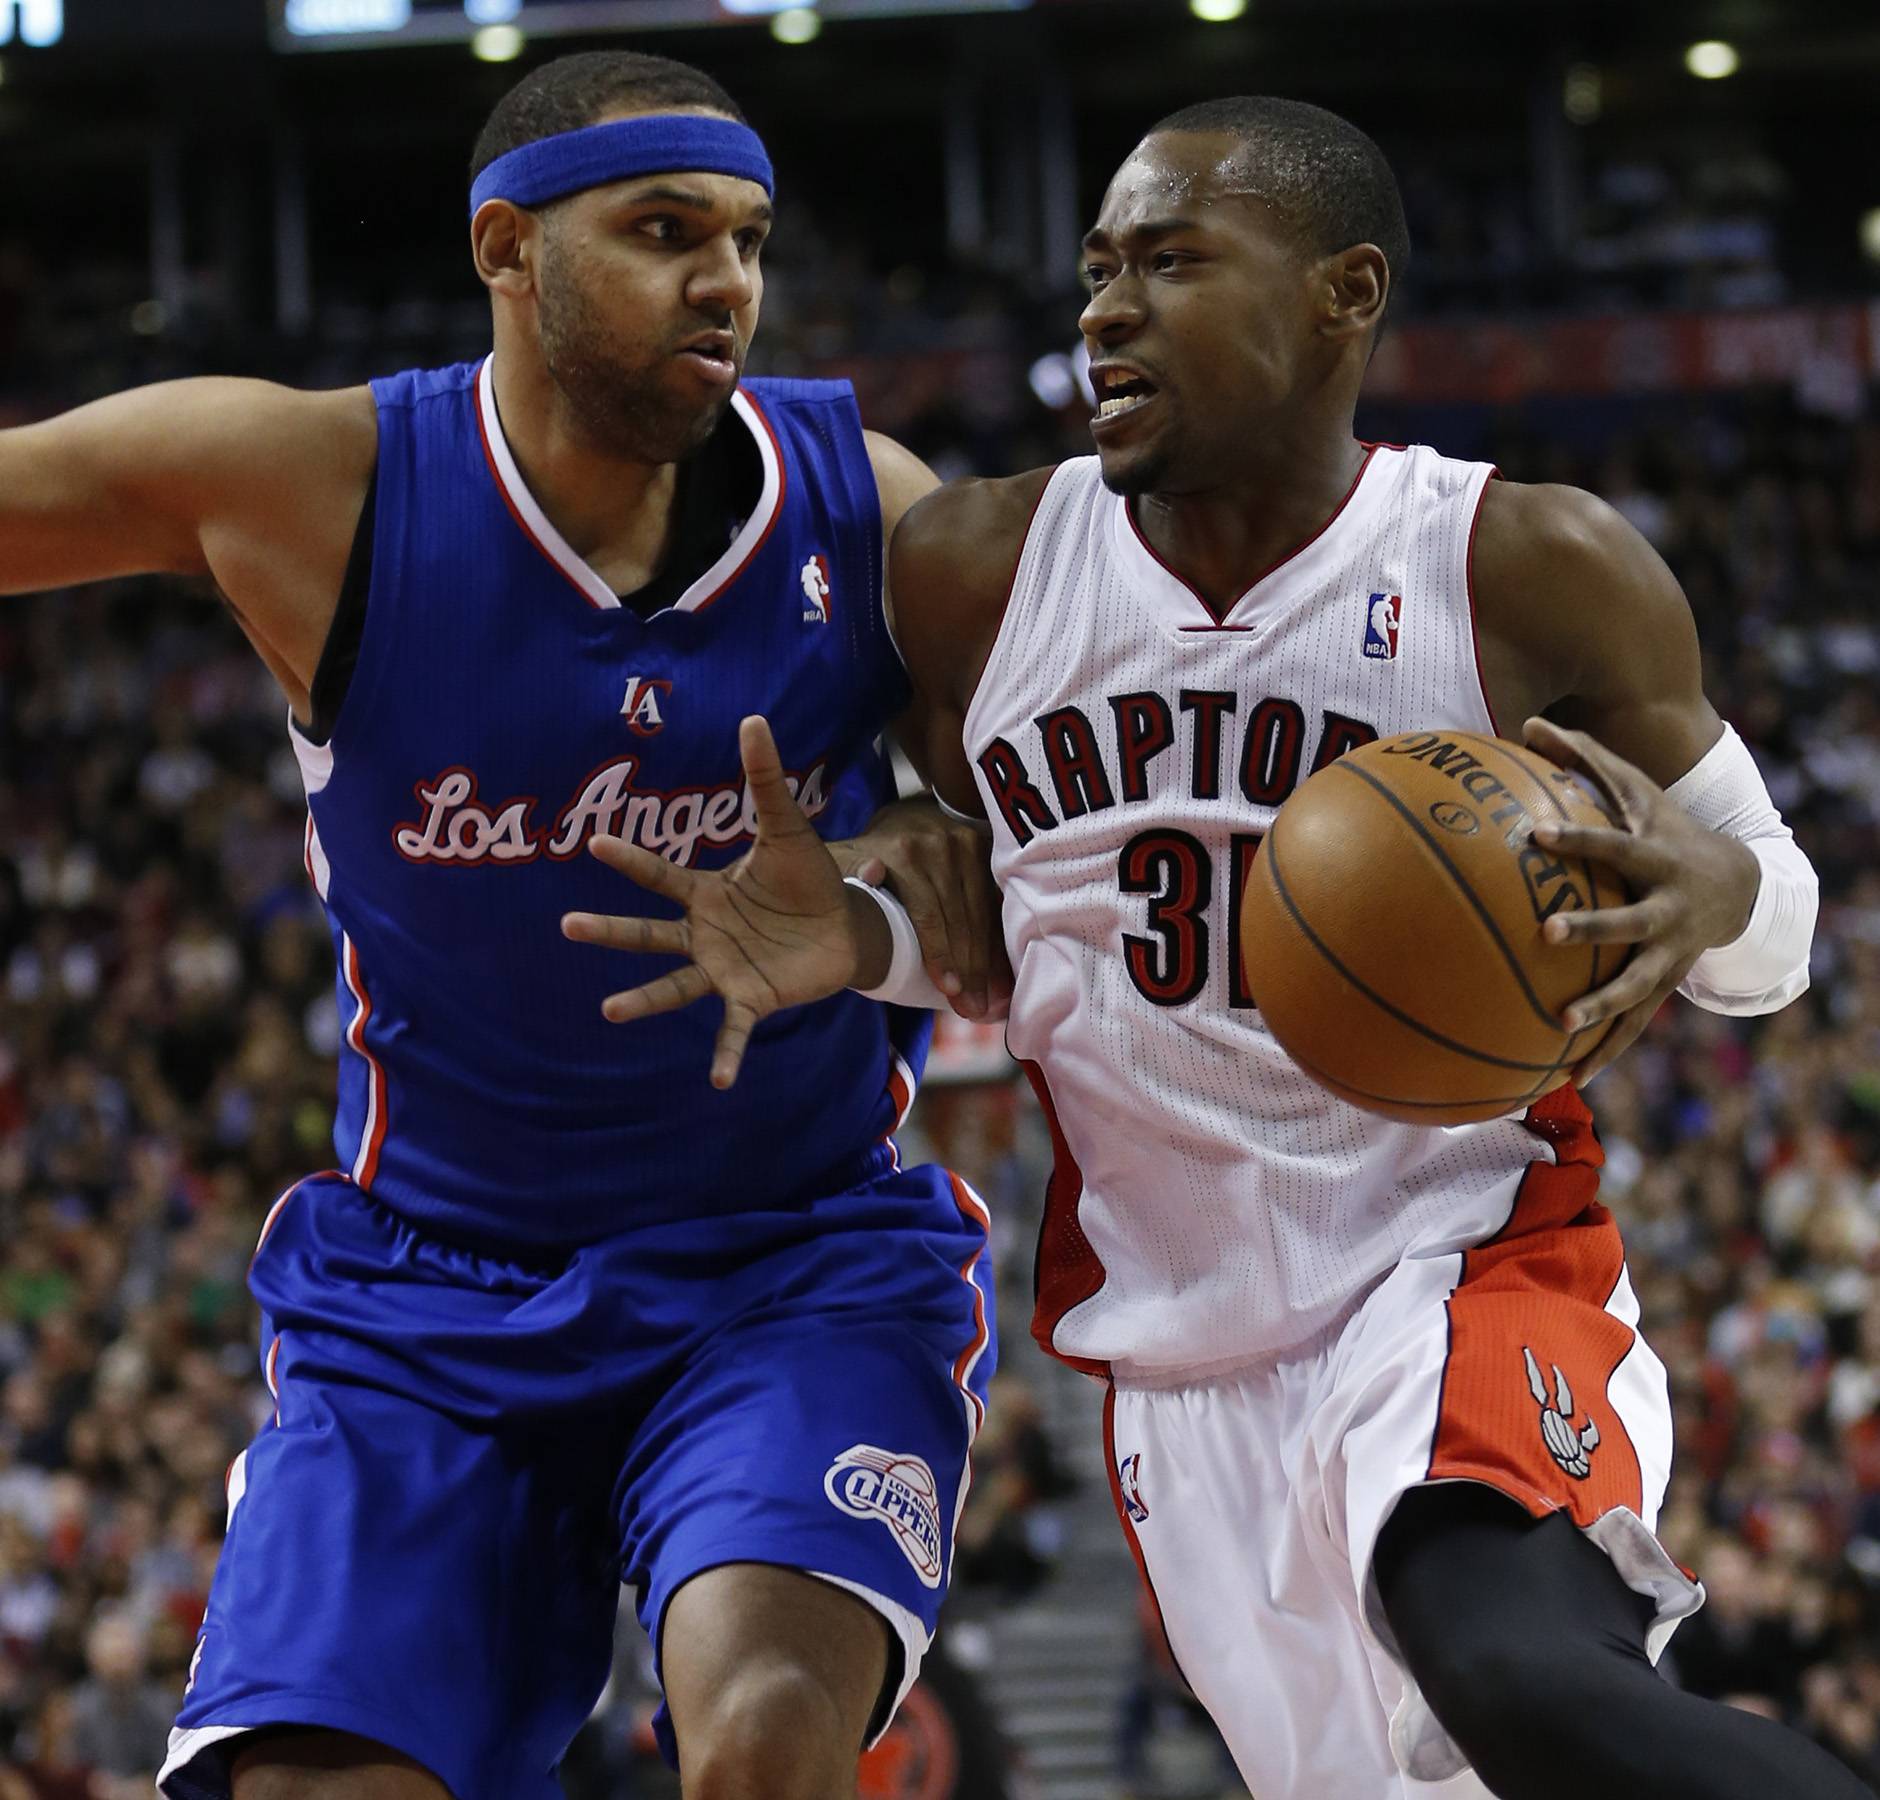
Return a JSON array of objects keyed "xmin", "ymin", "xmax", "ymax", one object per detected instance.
[{"xmin": 1238, "ymin": 729, "xmax": 1632, "ymax": 1126}]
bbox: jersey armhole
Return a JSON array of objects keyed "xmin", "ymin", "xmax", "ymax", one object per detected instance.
[
  {"xmin": 958, "ymin": 466, "xmax": 1063, "ymax": 749},
  {"xmin": 303, "ymin": 463, "xmax": 379, "ymax": 747},
  {"xmin": 1463, "ymin": 465, "xmax": 1504, "ymax": 738}
]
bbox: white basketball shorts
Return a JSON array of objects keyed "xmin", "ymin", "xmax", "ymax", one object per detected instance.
[{"xmin": 1102, "ymin": 1162, "xmax": 1705, "ymax": 1797}]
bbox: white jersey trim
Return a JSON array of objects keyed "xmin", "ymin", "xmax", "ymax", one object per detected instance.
[{"xmin": 474, "ymin": 356, "xmax": 784, "ymax": 618}]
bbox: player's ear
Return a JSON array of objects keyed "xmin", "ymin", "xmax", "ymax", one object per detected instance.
[
  {"xmin": 470, "ymin": 200, "xmax": 538, "ymax": 296},
  {"xmin": 1320, "ymin": 244, "xmax": 1388, "ymax": 342}
]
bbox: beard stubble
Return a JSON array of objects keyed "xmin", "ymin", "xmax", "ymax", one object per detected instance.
[{"xmin": 536, "ymin": 238, "xmax": 735, "ymax": 464}]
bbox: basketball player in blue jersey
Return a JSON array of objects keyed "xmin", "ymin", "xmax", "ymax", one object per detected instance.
[{"xmin": 0, "ymin": 51, "xmax": 1006, "ymax": 1800}]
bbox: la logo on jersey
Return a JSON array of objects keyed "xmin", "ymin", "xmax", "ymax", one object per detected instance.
[
  {"xmin": 801, "ymin": 554, "xmax": 832, "ymax": 624},
  {"xmin": 620, "ymin": 675, "xmax": 672, "ymax": 736},
  {"xmin": 825, "ymin": 1444, "xmax": 945, "ymax": 1588},
  {"xmin": 1363, "ymin": 591, "xmax": 1402, "ymax": 660},
  {"xmin": 1118, "ymin": 1452, "xmax": 1149, "ymax": 1524}
]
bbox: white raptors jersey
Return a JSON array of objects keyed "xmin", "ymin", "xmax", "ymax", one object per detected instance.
[{"xmin": 968, "ymin": 445, "xmax": 1596, "ymax": 1381}]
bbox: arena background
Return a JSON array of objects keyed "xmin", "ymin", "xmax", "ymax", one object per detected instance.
[{"xmin": 2, "ymin": 1, "xmax": 1878, "ymax": 1794}]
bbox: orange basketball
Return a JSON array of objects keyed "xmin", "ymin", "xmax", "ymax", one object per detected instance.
[{"xmin": 1238, "ymin": 730, "xmax": 1630, "ymax": 1125}]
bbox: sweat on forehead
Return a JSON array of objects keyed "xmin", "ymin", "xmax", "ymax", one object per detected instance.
[
  {"xmin": 1118, "ymin": 97, "xmax": 1412, "ymax": 279},
  {"xmin": 1100, "ymin": 138, "xmax": 1311, "ymax": 244}
]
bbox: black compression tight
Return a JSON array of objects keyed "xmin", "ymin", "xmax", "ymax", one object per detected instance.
[{"xmin": 1374, "ymin": 1484, "xmax": 1874, "ymax": 1800}]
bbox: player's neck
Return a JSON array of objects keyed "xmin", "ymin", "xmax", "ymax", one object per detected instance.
[
  {"xmin": 489, "ymin": 353, "xmax": 680, "ymax": 594},
  {"xmin": 1133, "ymin": 435, "xmax": 1369, "ymax": 613}
]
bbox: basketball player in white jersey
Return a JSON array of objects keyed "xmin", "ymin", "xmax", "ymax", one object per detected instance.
[{"xmin": 570, "ymin": 101, "xmax": 1854, "ymax": 1798}]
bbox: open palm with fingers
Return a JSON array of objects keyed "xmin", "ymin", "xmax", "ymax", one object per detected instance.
[{"xmin": 562, "ymin": 715, "xmax": 862, "ymax": 1090}]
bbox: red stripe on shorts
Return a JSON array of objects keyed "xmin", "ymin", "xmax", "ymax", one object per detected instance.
[
  {"xmin": 1427, "ymin": 1085, "xmax": 1644, "ymax": 1524},
  {"xmin": 945, "ymin": 1172, "xmax": 992, "ymax": 1439}
]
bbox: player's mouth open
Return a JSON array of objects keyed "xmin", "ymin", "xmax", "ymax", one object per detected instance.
[
  {"xmin": 677, "ymin": 334, "xmax": 739, "ymax": 382},
  {"xmin": 1090, "ymin": 362, "xmax": 1159, "ymax": 426}
]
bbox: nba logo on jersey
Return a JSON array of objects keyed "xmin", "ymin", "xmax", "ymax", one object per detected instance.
[
  {"xmin": 1363, "ymin": 592, "xmax": 1402, "ymax": 660},
  {"xmin": 801, "ymin": 554, "xmax": 832, "ymax": 624},
  {"xmin": 620, "ymin": 676, "xmax": 671, "ymax": 736}
]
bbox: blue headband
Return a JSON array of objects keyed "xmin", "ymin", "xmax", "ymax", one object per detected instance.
[{"xmin": 469, "ymin": 114, "xmax": 775, "ymax": 218}]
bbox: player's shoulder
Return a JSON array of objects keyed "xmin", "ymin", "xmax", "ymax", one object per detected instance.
[
  {"xmin": 737, "ymin": 375, "xmax": 867, "ymax": 479},
  {"xmin": 1474, "ymin": 478, "xmax": 1646, "ymax": 579},
  {"xmin": 1472, "ymin": 478, "xmax": 1693, "ymax": 672},
  {"xmin": 886, "ymin": 467, "xmax": 1057, "ymax": 707},
  {"xmin": 367, "ymin": 359, "xmax": 483, "ymax": 413},
  {"xmin": 738, "ymin": 374, "xmax": 858, "ymax": 415},
  {"xmin": 137, "ymin": 376, "xmax": 376, "ymax": 494},
  {"xmin": 894, "ymin": 466, "xmax": 1060, "ymax": 593}
]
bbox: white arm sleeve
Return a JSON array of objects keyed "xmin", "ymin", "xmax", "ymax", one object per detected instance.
[
  {"xmin": 1665, "ymin": 724, "xmax": 1818, "ymax": 1016},
  {"xmin": 844, "ymin": 878, "xmax": 952, "ymax": 1010}
]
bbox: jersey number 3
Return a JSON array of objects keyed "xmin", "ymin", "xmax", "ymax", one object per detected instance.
[{"xmin": 1119, "ymin": 831, "xmax": 1264, "ymax": 1009}]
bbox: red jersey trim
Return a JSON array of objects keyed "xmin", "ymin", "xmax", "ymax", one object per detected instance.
[
  {"xmin": 1020, "ymin": 1057, "xmax": 1110, "ymax": 1379},
  {"xmin": 1123, "ymin": 444, "xmax": 1381, "ymax": 627},
  {"xmin": 1464, "ymin": 467, "xmax": 1505, "ymax": 735}
]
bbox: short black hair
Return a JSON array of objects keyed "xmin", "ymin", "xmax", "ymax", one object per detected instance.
[
  {"xmin": 1148, "ymin": 96, "xmax": 1409, "ymax": 291},
  {"xmin": 470, "ymin": 51, "xmax": 746, "ymax": 190}
]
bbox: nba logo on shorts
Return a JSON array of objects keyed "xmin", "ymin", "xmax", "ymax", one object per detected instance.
[
  {"xmin": 1118, "ymin": 1452, "xmax": 1148, "ymax": 1524},
  {"xmin": 825, "ymin": 1444, "xmax": 946, "ymax": 1588},
  {"xmin": 1363, "ymin": 592, "xmax": 1402, "ymax": 660}
]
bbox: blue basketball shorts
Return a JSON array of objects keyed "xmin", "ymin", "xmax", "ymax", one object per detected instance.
[{"xmin": 158, "ymin": 1163, "xmax": 995, "ymax": 1800}]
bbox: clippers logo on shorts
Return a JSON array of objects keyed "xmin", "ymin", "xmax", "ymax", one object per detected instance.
[
  {"xmin": 1525, "ymin": 1346, "xmax": 1601, "ymax": 1480},
  {"xmin": 620, "ymin": 675, "xmax": 672, "ymax": 737},
  {"xmin": 825, "ymin": 1444, "xmax": 946, "ymax": 1588},
  {"xmin": 801, "ymin": 554, "xmax": 832, "ymax": 624},
  {"xmin": 1363, "ymin": 591, "xmax": 1402, "ymax": 660},
  {"xmin": 1118, "ymin": 1451, "xmax": 1149, "ymax": 1524}
]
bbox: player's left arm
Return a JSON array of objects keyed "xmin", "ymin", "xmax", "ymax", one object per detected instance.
[
  {"xmin": 812, "ymin": 430, "xmax": 1006, "ymax": 1020},
  {"xmin": 1474, "ymin": 480, "xmax": 1819, "ymax": 1081}
]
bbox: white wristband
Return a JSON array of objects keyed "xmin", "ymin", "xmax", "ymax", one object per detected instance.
[
  {"xmin": 1666, "ymin": 725, "xmax": 1819, "ymax": 1016},
  {"xmin": 844, "ymin": 878, "xmax": 951, "ymax": 1010}
]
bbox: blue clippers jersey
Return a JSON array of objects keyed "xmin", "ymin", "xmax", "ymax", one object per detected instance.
[{"xmin": 292, "ymin": 359, "xmax": 928, "ymax": 1252}]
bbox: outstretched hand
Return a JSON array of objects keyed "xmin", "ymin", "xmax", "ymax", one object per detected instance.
[
  {"xmin": 561, "ymin": 715, "xmax": 863, "ymax": 1091},
  {"xmin": 1521, "ymin": 715, "xmax": 1760, "ymax": 1084}
]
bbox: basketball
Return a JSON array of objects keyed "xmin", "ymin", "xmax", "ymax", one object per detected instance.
[{"xmin": 1239, "ymin": 730, "xmax": 1630, "ymax": 1125}]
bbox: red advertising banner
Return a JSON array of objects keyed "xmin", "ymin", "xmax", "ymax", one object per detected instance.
[{"xmin": 1364, "ymin": 302, "xmax": 1880, "ymax": 406}]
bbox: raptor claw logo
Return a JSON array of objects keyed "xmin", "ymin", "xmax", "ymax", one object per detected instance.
[{"xmin": 1525, "ymin": 1346, "xmax": 1601, "ymax": 1480}]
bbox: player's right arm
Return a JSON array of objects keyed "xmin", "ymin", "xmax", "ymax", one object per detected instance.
[{"xmin": 0, "ymin": 379, "xmax": 378, "ymax": 714}]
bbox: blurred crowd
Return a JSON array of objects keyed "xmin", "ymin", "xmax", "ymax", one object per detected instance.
[
  {"xmin": 0, "ymin": 303, "xmax": 1877, "ymax": 1795},
  {"xmin": 1496, "ymin": 397, "xmax": 1880, "ymax": 1786}
]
